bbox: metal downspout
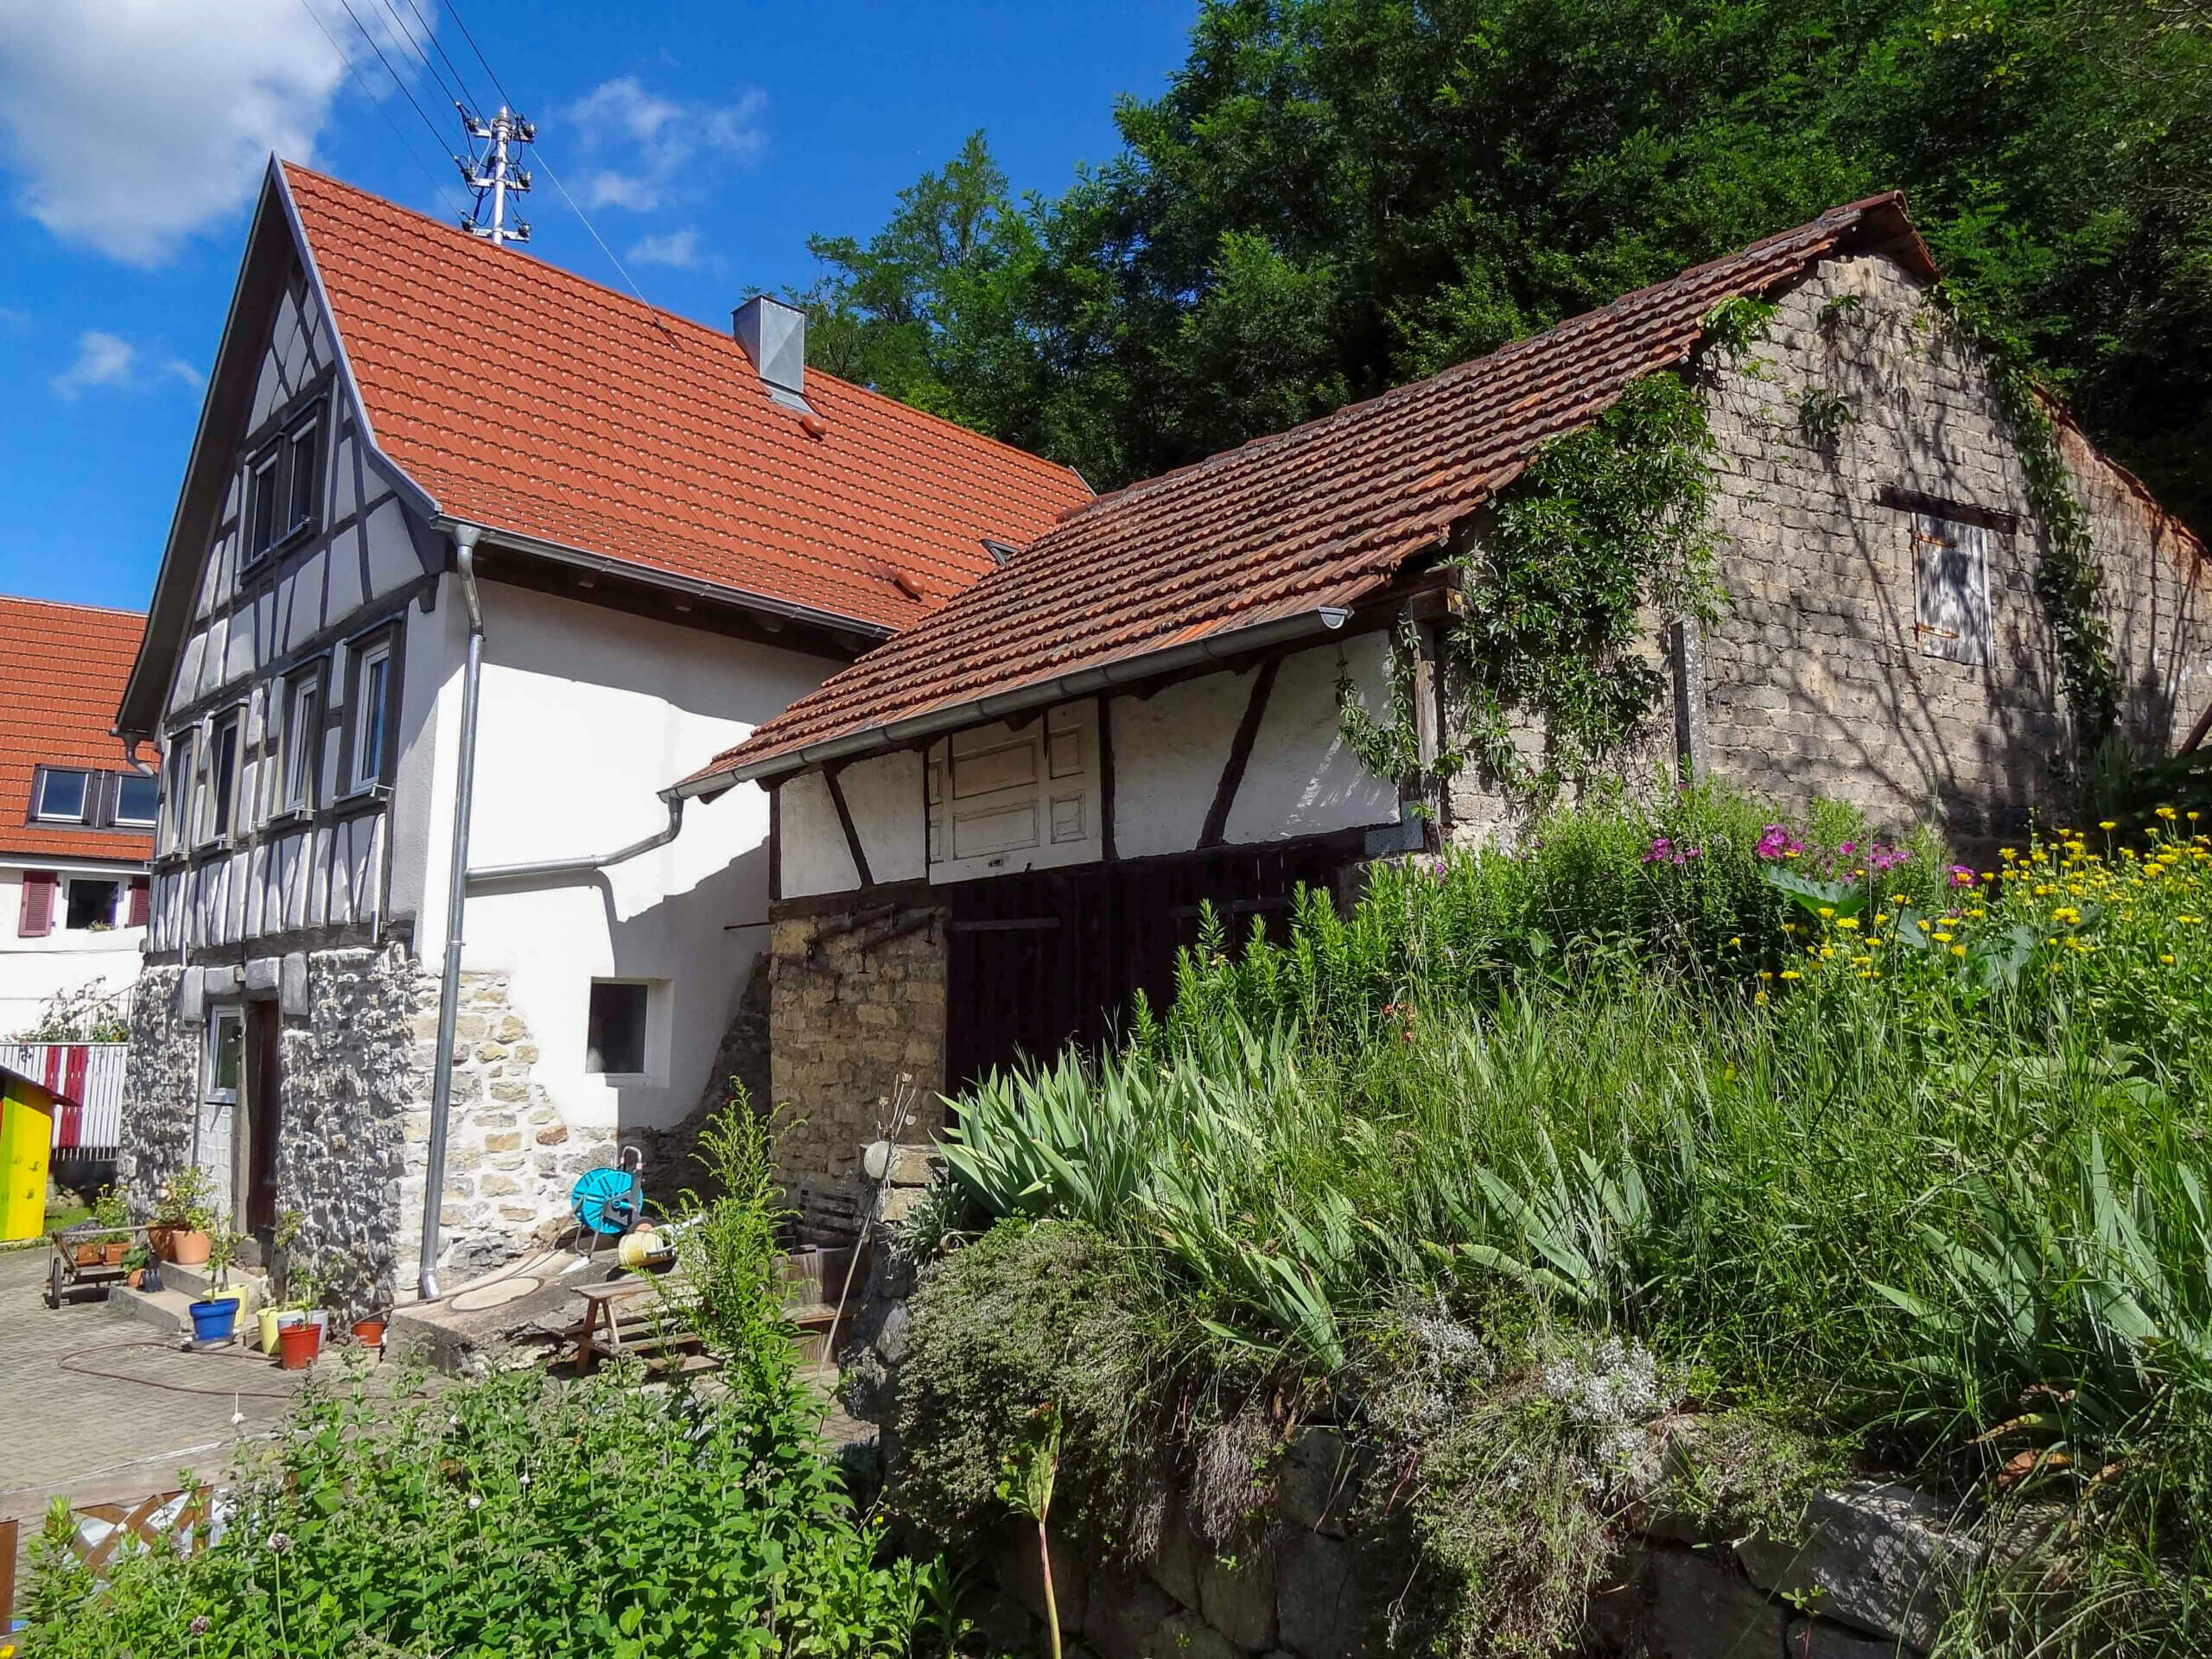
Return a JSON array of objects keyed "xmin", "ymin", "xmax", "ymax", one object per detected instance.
[{"xmin": 419, "ymin": 527, "xmax": 486, "ymax": 1300}]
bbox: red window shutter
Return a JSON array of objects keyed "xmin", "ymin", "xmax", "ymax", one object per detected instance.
[
  {"xmin": 18, "ymin": 871, "xmax": 54, "ymax": 938},
  {"xmin": 127, "ymin": 875, "xmax": 149, "ymax": 927}
]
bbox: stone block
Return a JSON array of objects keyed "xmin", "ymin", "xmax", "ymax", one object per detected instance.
[
  {"xmin": 1082, "ymin": 1563, "xmax": 1179, "ymax": 1659},
  {"xmin": 1275, "ymin": 1531, "xmax": 1366, "ymax": 1659},
  {"xmin": 535, "ymin": 1123, "xmax": 569, "ymax": 1146},
  {"xmin": 1150, "ymin": 1612, "xmax": 1234, "ymax": 1659},
  {"xmin": 512, "ymin": 1042, "xmax": 539, "ymax": 1065},
  {"xmin": 1734, "ymin": 1482, "xmax": 1965, "ymax": 1649},
  {"xmin": 1642, "ymin": 1548, "xmax": 1784, "ymax": 1659},
  {"xmin": 1276, "ymin": 1427, "xmax": 1352, "ymax": 1536},
  {"xmin": 497, "ymin": 1015, "xmax": 526, "ymax": 1043},
  {"xmin": 454, "ymin": 1014, "xmax": 486, "ymax": 1040},
  {"xmin": 1001, "ymin": 1526, "xmax": 1088, "ymax": 1640},
  {"xmin": 489, "ymin": 1083, "xmax": 528, "ymax": 1105},
  {"xmin": 480, "ymin": 1174, "xmax": 521, "ymax": 1197},
  {"xmin": 1198, "ymin": 1547, "xmax": 1277, "ymax": 1652},
  {"xmin": 476, "ymin": 1042, "xmax": 508, "ymax": 1063},
  {"xmin": 483, "ymin": 1132, "xmax": 521, "ymax": 1152}
]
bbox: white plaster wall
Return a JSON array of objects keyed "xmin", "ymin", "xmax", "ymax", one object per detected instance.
[
  {"xmin": 0, "ymin": 861, "xmax": 147, "ymax": 1036},
  {"xmin": 842, "ymin": 750, "xmax": 925, "ymax": 884},
  {"xmin": 1224, "ymin": 632, "xmax": 1400, "ymax": 844},
  {"xmin": 781, "ymin": 771, "xmax": 861, "ymax": 898},
  {"xmin": 426, "ymin": 582, "xmax": 840, "ymax": 1135}
]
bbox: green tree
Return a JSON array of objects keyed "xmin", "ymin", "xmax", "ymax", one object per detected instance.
[{"xmin": 809, "ymin": 0, "xmax": 2212, "ymax": 532}]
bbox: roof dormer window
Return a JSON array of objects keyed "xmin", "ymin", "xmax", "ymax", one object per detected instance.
[{"xmin": 34, "ymin": 767, "xmax": 89, "ymax": 823}]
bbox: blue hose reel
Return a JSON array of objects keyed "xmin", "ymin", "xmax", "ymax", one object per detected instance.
[{"xmin": 570, "ymin": 1148, "xmax": 645, "ymax": 1237}]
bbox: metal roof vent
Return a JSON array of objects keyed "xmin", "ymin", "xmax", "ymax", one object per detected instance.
[{"xmin": 733, "ymin": 295, "xmax": 810, "ymax": 412}]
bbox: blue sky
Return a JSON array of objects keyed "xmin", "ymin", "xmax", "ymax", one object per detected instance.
[{"xmin": 0, "ymin": 1, "xmax": 1195, "ymax": 613}]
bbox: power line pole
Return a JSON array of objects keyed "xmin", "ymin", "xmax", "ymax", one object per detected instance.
[{"xmin": 456, "ymin": 104, "xmax": 534, "ymax": 245}]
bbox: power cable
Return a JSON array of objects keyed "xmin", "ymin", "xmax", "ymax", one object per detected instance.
[
  {"xmin": 332, "ymin": 0, "xmax": 464, "ymax": 167},
  {"xmin": 441, "ymin": 0, "xmax": 518, "ymax": 113},
  {"xmin": 297, "ymin": 0, "xmax": 472, "ymax": 217},
  {"xmin": 372, "ymin": 0, "xmax": 467, "ymax": 117},
  {"xmin": 531, "ymin": 149, "xmax": 672, "ymax": 327},
  {"xmin": 397, "ymin": 0, "xmax": 487, "ymax": 117}
]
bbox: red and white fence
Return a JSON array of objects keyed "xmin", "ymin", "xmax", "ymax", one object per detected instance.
[{"xmin": 1, "ymin": 1041, "xmax": 127, "ymax": 1160}]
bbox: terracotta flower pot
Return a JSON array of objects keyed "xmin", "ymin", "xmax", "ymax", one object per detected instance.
[
  {"xmin": 168, "ymin": 1230, "xmax": 211, "ymax": 1267},
  {"xmin": 146, "ymin": 1224, "xmax": 176, "ymax": 1260},
  {"xmin": 276, "ymin": 1319, "xmax": 322, "ymax": 1370},
  {"xmin": 73, "ymin": 1243, "xmax": 103, "ymax": 1267},
  {"xmin": 102, "ymin": 1242, "xmax": 128, "ymax": 1267},
  {"xmin": 126, "ymin": 1268, "xmax": 145, "ymax": 1288},
  {"xmin": 351, "ymin": 1318, "xmax": 386, "ymax": 1348}
]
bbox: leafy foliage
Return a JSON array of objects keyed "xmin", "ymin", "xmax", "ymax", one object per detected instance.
[{"xmin": 807, "ymin": 0, "xmax": 2212, "ymax": 541}]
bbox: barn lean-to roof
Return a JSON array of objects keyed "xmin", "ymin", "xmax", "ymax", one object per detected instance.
[{"xmin": 677, "ymin": 194, "xmax": 1958, "ymax": 793}]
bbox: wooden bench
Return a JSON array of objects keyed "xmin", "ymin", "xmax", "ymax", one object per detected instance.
[{"xmin": 569, "ymin": 1274, "xmax": 705, "ymax": 1374}]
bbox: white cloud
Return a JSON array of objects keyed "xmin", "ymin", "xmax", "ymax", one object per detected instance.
[
  {"xmin": 627, "ymin": 226, "xmax": 702, "ymax": 269},
  {"xmin": 565, "ymin": 77, "xmax": 766, "ymax": 215},
  {"xmin": 0, "ymin": 0, "xmax": 437, "ymax": 266},
  {"xmin": 50, "ymin": 329, "xmax": 203, "ymax": 399}
]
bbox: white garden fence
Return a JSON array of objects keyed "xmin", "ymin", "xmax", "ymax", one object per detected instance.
[{"xmin": 2, "ymin": 1040, "xmax": 127, "ymax": 1161}]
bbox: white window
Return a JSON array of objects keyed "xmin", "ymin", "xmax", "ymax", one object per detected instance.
[
  {"xmin": 202, "ymin": 709, "xmax": 242, "ymax": 842},
  {"xmin": 350, "ymin": 641, "xmax": 391, "ymax": 792},
  {"xmin": 586, "ymin": 980, "xmax": 652, "ymax": 1077},
  {"xmin": 161, "ymin": 731, "xmax": 196, "ymax": 853},
  {"xmin": 283, "ymin": 670, "xmax": 322, "ymax": 812},
  {"xmin": 115, "ymin": 772, "xmax": 158, "ymax": 826},
  {"xmin": 1911, "ymin": 513, "xmax": 1991, "ymax": 666},
  {"xmin": 206, "ymin": 1008, "xmax": 244, "ymax": 1105},
  {"xmin": 34, "ymin": 768, "xmax": 89, "ymax": 823}
]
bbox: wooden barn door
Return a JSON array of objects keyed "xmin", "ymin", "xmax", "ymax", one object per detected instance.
[{"xmin": 944, "ymin": 838, "xmax": 1356, "ymax": 1092}]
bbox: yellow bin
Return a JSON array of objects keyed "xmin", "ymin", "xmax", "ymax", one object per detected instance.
[{"xmin": 0, "ymin": 1065, "xmax": 60, "ymax": 1243}]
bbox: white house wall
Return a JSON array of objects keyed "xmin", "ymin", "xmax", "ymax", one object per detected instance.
[
  {"xmin": 444, "ymin": 582, "xmax": 841, "ymax": 1135},
  {"xmin": 0, "ymin": 861, "xmax": 145, "ymax": 1036},
  {"xmin": 773, "ymin": 632, "xmax": 1401, "ymax": 898}
]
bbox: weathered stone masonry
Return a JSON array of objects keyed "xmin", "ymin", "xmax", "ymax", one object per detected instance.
[{"xmin": 768, "ymin": 888, "xmax": 947, "ymax": 1189}]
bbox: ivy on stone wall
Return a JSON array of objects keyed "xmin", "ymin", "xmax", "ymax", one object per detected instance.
[
  {"xmin": 1338, "ymin": 305, "xmax": 1757, "ymax": 804},
  {"xmin": 1948, "ymin": 302, "xmax": 2123, "ymax": 751}
]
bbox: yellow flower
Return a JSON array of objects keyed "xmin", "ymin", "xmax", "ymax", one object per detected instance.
[
  {"xmin": 2000, "ymin": 848, "xmax": 2018, "ymax": 861},
  {"xmin": 1819, "ymin": 946, "xmax": 1834, "ymax": 960},
  {"xmin": 1857, "ymin": 969, "xmax": 1875, "ymax": 979},
  {"xmin": 2158, "ymin": 805, "xmax": 2179, "ymax": 819},
  {"xmin": 2052, "ymin": 907, "xmax": 2081, "ymax": 925},
  {"xmin": 1950, "ymin": 944, "xmax": 1967, "ymax": 957},
  {"xmin": 1818, "ymin": 906, "xmax": 1835, "ymax": 919},
  {"xmin": 2182, "ymin": 915, "xmax": 2202, "ymax": 925},
  {"xmin": 1932, "ymin": 931, "xmax": 1954, "ymax": 943},
  {"xmin": 2101, "ymin": 820, "xmax": 2119, "ymax": 831},
  {"xmin": 1835, "ymin": 916, "xmax": 1860, "ymax": 931},
  {"xmin": 1967, "ymin": 908, "xmax": 1986, "ymax": 918},
  {"xmin": 1727, "ymin": 936, "xmax": 1741, "ymax": 947},
  {"xmin": 1779, "ymin": 969, "xmax": 1802, "ymax": 980},
  {"xmin": 2162, "ymin": 954, "xmax": 2177, "ymax": 965},
  {"xmin": 1754, "ymin": 990, "xmax": 1770, "ymax": 1005},
  {"xmin": 1892, "ymin": 893, "xmax": 1910, "ymax": 906},
  {"xmin": 1759, "ymin": 969, "xmax": 1774, "ymax": 980},
  {"xmin": 1851, "ymin": 955, "xmax": 1872, "ymax": 967},
  {"xmin": 1981, "ymin": 872, "xmax": 1996, "ymax": 883}
]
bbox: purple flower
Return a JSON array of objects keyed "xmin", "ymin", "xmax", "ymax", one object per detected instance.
[
  {"xmin": 1838, "ymin": 840, "xmax": 1857, "ymax": 856},
  {"xmin": 1756, "ymin": 823, "xmax": 1805, "ymax": 861},
  {"xmin": 1643, "ymin": 836, "xmax": 1674, "ymax": 865},
  {"xmin": 1948, "ymin": 864, "xmax": 1975, "ymax": 887}
]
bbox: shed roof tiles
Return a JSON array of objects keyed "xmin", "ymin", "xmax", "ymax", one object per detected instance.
[
  {"xmin": 0, "ymin": 597, "xmax": 153, "ymax": 863},
  {"xmin": 687, "ymin": 194, "xmax": 1938, "ymax": 786},
  {"xmin": 283, "ymin": 164, "xmax": 1091, "ymax": 631}
]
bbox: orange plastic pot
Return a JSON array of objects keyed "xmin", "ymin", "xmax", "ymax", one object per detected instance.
[
  {"xmin": 351, "ymin": 1318, "xmax": 385, "ymax": 1348},
  {"xmin": 276, "ymin": 1319, "xmax": 322, "ymax": 1370}
]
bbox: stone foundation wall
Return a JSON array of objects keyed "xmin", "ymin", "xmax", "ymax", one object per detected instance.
[
  {"xmin": 768, "ymin": 893, "xmax": 948, "ymax": 1189},
  {"xmin": 116, "ymin": 963, "xmax": 194, "ymax": 1210}
]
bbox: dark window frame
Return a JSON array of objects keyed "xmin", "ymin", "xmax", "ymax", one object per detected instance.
[
  {"xmin": 585, "ymin": 979, "xmax": 652, "ymax": 1077},
  {"xmin": 240, "ymin": 397, "xmax": 326, "ymax": 570},
  {"xmin": 113, "ymin": 771, "xmax": 159, "ymax": 827},
  {"xmin": 160, "ymin": 730, "xmax": 197, "ymax": 854},
  {"xmin": 202, "ymin": 707, "xmax": 245, "ymax": 844},
  {"xmin": 340, "ymin": 627, "xmax": 400, "ymax": 797},
  {"xmin": 280, "ymin": 660, "xmax": 327, "ymax": 816},
  {"xmin": 64, "ymin": 877, "xmax": 120, "ymax": 931}
]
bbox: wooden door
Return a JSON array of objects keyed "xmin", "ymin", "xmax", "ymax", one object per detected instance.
[{"xmin": 241, "ymin": 1006, "xmax": 283, "ymax": 1239}]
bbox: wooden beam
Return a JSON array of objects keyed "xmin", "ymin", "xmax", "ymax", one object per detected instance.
[
  {"xmin": 822, "ymin": 763, "xmax": 874, "ymax": 889},
  {"xmin": 1199, "ymin": 658, "xmax": 1280, "ymax": 849},
  {"xmin": 1096, "ymin": 693, "xmax": 1116, "ymax": 861}
]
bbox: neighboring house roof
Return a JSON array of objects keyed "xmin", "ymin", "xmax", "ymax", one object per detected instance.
[
  {"xmin": 683, "ymin": 194, "xmax": 1944, "ymax": 789},
  {"xmin": 0, "ymin": 596, "xmax": 151, "ymax": 862},
  {"xmin": 282, "ymin": 164, "xmax": 1090, "ymax": 627},
  {"xmin": 116, "ymin": 161, "xmax": 1092, "ymax": 740}
]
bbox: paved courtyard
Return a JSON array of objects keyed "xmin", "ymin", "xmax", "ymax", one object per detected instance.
[{"xmin": 0, "ymin": 1245, "xmax": 321, "ymax": 1592}]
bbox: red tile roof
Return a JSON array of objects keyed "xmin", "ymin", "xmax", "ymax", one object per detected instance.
[
  {"xmin": 687, "ymin": 194, "xmax": 1939, "ymax": 786},
  {"xmin": 282, "ymin": 164, "xmax": 1090, "ymax": 631},
  {"xmin": 0, "ymin": 597, "xmax": 153, "ymax": 863}
]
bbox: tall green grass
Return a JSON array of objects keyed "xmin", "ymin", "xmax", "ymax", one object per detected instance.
[{"xmin": 934, "ymin": 787, "xmax": 2212, "ymax": 1649}]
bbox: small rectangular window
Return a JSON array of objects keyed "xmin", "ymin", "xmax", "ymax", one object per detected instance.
[
  {"xmin": 351, "ymin": 642, "xmax": 391, "ymax": 791},
  {"xmin": 1912, "ymin": 513, "xmax": 1992, "ymax": 666},
  {"xmin": 205, "ymin": 711, "xmax": 242, "ymax": 841},
  {"xmin": 247, "ymin": 454, "xmax": 281, "ymax": 561},
  {"xmin": 115, "ymin": 772, "xmax": 158, "ymax": 826},
  {"xmin": 207, "ymin": 1008, "xmax": 243, "ymax": 1103},
  {"xmin": 65, "ymin": 879, "xmax": 118, "ymax": 931},
  {"xmin": 161, "ymin": 732, "xmax": 196, "ymax": 853},
  {"xmin": 283, "ymin": 671, "xmax": 322, "ymax": 812},
  {"xmin": 286, "ymin": 418, "xmax": 320, "ymax": 535},
  {"xmin": 586, "ymin": 981, "xmax": 650, "ymax": 1076},
  {"xmin": 35, "ymin": 768, "xmax": 89, "ymax": 823}
]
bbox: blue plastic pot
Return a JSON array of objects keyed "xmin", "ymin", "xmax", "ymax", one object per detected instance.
[{"xmin": 189, "ymin": 1295, "xmax": 240, "ymax": 1343}]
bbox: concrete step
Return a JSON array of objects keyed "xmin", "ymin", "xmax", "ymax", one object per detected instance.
[
  {"xmin": 147, "ymin": 1260, "xmax": 268, "ymax": 1313},
  {"xmin": 107, "ymin": 1285, "xmax": 259, "ymax": 1342}
]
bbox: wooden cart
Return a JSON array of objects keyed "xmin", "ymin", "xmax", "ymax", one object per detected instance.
[{"xmin": 43, "ymin": 1220, "xmax": 142, "ymax": 1307}]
